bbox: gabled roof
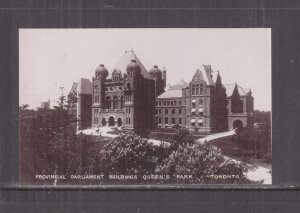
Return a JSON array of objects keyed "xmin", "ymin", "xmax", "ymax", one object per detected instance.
[
  {"xmin": 223, "ymin": 83, "xmax": 250, "ymax": 97},
  {"xmin": 157, "ymin": 80, "xmax": 187, "ymax": 99},
  {"xmin": 190, "ymin": 65, "xmax": 215, "ymax": 85},
  {"xmin": 78, "ymin": 78, "xmax": 92, "ymax": 95},
  {"xmin": 69, "ymin": 82, "xmax": 78, "ymax": 94},
  {"xmin": 111, "ymin": 50, "xmax": 151, "ymax": 79}
]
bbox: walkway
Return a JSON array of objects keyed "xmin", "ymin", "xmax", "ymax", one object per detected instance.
[{"xmin": 196, "ymin": 130, "xmax": 272, "ymax": 184}]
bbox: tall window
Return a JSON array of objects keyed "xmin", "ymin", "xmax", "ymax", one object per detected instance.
[
  {"xmin": 164, "ymin": 117, "xmax": 168, "ymax": 124},
  {"xmin": 165, "ymin": 109, "xmax": 168, "ymax": 114},
  {"xmin": 200, "ymin": 84, "xmax": 204, "ymax": 95},
  {"xmin": 105, "ymin": 96, "xmax": 111, "ymax": 109},
  {"xmin": 196, "ymin": 84, "xmax": 200, "ymax": 95},
  {"xmin": 172, "ymin": 109, "xmax": 175, "ymax": 114},
  {"xmin": 127, "ymin": 83, "xmax": 131, "ymax": 89},
  {"xmin": 94, "ymin": 95, "xmax": 99, "ymax": 103},
  {"xmin": 172, "ymin": 118, "xmax": 175, "ymax": 124},
  {"xmin": 192, "ymin": 85, "xmax": 196, "ymax": 95},
  {"xmin": 113, "ymin": 96, "xmax": 118, "ymax": 109},
  {"xmin": 179, "ymin": 117, "xmax": 182, "ymax": 124},
  {"xmin": 120, "ymin": 96, "xmax": 123, "ymax": 109},
  {"xmin": 158, "ymin": 117, "xmax": 161, "ymax": 124},
  {"xmin": 179, "ymin": 109, "xmax": 182, "ymax": 114}
]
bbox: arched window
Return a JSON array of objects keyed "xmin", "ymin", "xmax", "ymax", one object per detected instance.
[
  {"xmin": 105, "ymin": 96, "xmax": 111, "ymax": 109},
  {"xmin": 113, "ymin": 96, "xmax": 118, "ymax": 109},
  {"xmin": 165, "ymin": 109, "xmax": 168, "ymax": 114},
  {"xmin": 172, "ymin": 109, "xmax": 175, "ymax": 114},
  {"xmin": 120, "ymin": 96, "xmax": 124, "ymax": 109}
]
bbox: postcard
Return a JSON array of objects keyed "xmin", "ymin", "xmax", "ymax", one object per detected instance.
[{"xmin": 19, "ymin": 28, "xmax": 271, "ymax": 186}]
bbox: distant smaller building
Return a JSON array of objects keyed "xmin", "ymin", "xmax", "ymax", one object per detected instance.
[
  {"xmin": 40, "ymin": 100, "xmax": 50, "ymax": 109},
  {"xmin": 68, "ymin": 78, "xmax": 93, "ymax": 130}
]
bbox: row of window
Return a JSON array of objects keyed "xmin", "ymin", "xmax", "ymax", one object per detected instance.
[
  {"xmin": 158, "ymin": 108, "xmax": 184, "ymax": 115},
  {"xmin": 158, "ymin": 117, "xmax": 184, "ymax": 125},
  {"xmin": 157, "ymin": 108, "xmax": 204, "ymax": 116},
  {"xmin": 156, "ymin": 100, "xmax": 183, "ymax": 106},
  {"xmin": 157, "ymin": 117, "xmax": 204, "ymax": 127},
  {"xmin": 191, "ymin": 84, "xmax": 204, "ymax": 96},
  {"xmin": 157, "ymin": 98, "xmax": 205, "ymax": 107}
]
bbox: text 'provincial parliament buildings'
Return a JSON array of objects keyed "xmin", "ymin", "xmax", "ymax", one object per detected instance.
[{"xmin": 69, "ymin": 50, "xmax": 254, "ymax": 134}]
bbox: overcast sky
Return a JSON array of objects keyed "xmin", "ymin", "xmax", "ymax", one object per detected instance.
[{"xmin": 20, "ymin": 28, "xmax": 271, "ymax": 110}]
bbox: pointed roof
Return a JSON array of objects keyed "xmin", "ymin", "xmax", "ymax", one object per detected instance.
[
  {"xmin": 223, "ymin": 83, "xmax": 251, "ymax": 97},
  {"xmin": 78, "ymin": 78, "xmax": 92, "ymax": 95},
  {"xmin": 190, "ymin": 65, "xmax": 215, "ymax": 85},
  {"xmin": 157, "ymin": 80, "xmax": 187, "ymax": 99},
  {"xmin": 111, "ymin": 50, "xmax": 151, "ymax": 79},
  {"xmin": 69, "ymin": 82, "xmax": 78, "ymax": 94}
]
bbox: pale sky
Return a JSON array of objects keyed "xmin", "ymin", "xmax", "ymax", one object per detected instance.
[{"xmin": 19, "ymin": 28, "xmax": 271, "ymax": 110}]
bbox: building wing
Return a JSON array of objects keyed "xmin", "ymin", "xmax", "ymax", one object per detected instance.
[
  {"xmin": 78, "ymin": 78, "xmax": 92, "ymax": 95},
  {"xmin": 157, "ymin": 80, "xmax": 187, "ymax": 99}
]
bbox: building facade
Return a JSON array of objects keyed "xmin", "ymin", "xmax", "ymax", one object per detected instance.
[
  {"xmin": 69, "ymin": 50, "xmax": 254, "ymax": 133},
  {"xmin": 91, "ymin": 50, "xmax": 165, "ymax": 133},
  {"xmin": 156, "ymin": 65, "xmax": 254, "ymax": 133}
]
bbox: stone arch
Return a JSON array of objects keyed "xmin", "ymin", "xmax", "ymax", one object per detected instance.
[
  {"xmin": 117, "ymin": 117, "xmax": 122, "ymax": 127},
  {"xmin": 233, "ymin": 119, "xmax": 243, "ymax": 130},
  {"xmin": 108, "ymin": 116, "xmax": 115, "ymax": 126},
  {"xmin": 101, "ymin": 117, "xmax": 106, "ymax": 126}
]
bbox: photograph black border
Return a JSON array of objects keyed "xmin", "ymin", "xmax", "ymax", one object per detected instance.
[{"xmin": 1, "ymin": 1, "xmax": 300, "ymax": 212}]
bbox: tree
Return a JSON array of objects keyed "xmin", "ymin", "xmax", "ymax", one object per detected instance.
[
  {"xmin": 96, "ymin": 131, "xmax": 169, "ymax": 176},
  {"xmin": 156, "ymin": 141, "xmax": 251, "ymax": 184}
]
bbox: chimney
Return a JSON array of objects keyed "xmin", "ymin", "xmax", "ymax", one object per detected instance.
[{"xmin": 162, "ymin": 67, "xmax": 167, "ymax": 88}]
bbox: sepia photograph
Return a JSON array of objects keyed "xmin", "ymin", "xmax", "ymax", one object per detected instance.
[{"xmin": 19, "ymin": 28, "xmax": 271, "ymax": 186}]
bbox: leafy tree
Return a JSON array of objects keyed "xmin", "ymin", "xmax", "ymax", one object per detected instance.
[
  {"xmin": 168, "ymin": 127, "xmax": 195, "ymax": 151},
  {"xmin": 97, "ymin": 131, "xmax": 169, "ymax": 175},
  {"xmin": 156, "ymin": 141, "xmax": 251, "ymax": 184},
  {"xmin": 46, "ymin": 125, "xmax": 95, "ymax": 183}
]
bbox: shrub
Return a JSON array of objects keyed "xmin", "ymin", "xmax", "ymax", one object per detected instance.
[
  {"xmin": 168, "ymin": 127, "xmax": 195, "ymax": 151},
  {"xmin": 156, "ymin": 141, "xmax": 251, "ymax": 184},
  {"xmin": 97, "ymin": 131, "xmax": 169, "ymax": 175}
]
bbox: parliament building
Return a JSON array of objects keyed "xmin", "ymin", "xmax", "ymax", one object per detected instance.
[{"xmin": 69, "ymin": 50, "xmax": 254, "ymax": 133}]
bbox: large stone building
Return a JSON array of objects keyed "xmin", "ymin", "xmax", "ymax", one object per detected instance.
[
  {"xmin": 69, "ymin": 50, "xmax": 166, "ymax": 133},
  {"xmin": 156, "ymin": 65, "xmax": 254, "ymax": 133},
  {"xmin": 69, "ymin": 50, "xmax": 254, "ymax": 133}
]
